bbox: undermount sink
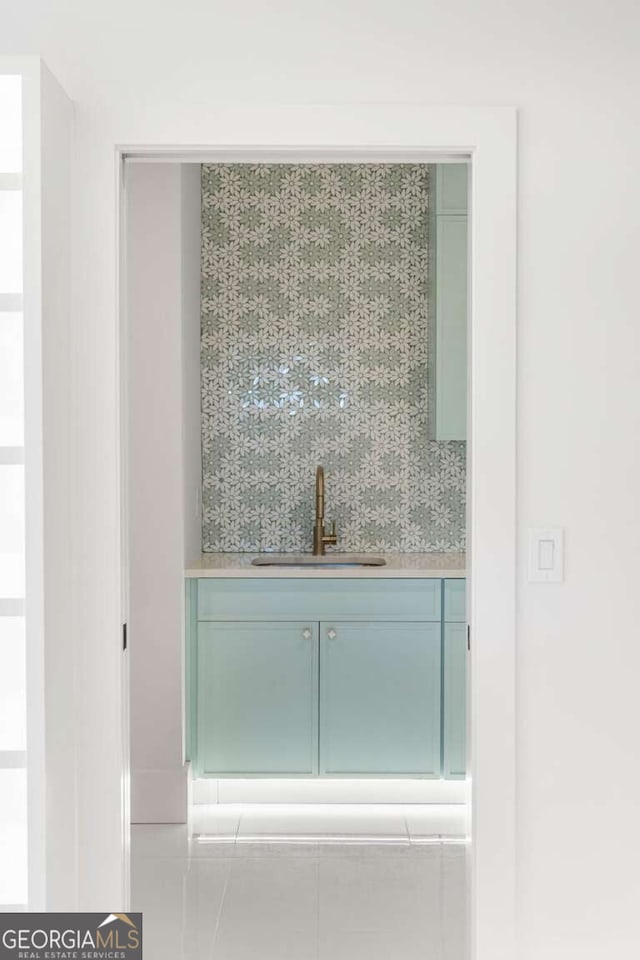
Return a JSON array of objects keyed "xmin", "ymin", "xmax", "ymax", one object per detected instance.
[{"xmin": 251, "ymin": 554, "xmax": 387, "ymax": 568}]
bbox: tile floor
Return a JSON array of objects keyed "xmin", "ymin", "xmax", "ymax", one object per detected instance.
[{"xmin": 131, "ymin": 804, "xmax": 468, "ymax": 960}]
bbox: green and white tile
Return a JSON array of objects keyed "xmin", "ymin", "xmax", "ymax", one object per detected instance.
[{"xmin": 201, "ymin": 164, "xmax": 466, "ymax": 553}]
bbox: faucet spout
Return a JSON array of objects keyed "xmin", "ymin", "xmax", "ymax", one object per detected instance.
[{"xmin": 312, "ymin": 465, "xmax": 337, "ymax": 555}]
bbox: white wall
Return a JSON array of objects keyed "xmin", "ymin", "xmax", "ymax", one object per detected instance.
[
  {"xmin": 126, "ymin": 163, "xmax": 200, "ymax": 823},
  {"xmin": 181, "ymin": 166, "xmax": 202, "ymax": 569},
  {"xmin": 38, "ymin": 61, "xmax": 77, "ymax": 908},
  {"xmin": 3, "ymin": 1, "xmax": 640, "ymax": 953},
  {"xmin": 4, "ymin": 58, "xmax": 77, "ymax": 910}
]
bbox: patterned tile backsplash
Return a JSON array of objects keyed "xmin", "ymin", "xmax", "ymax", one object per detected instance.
[{"xmin": 201, "ymin": 164, "xmax": 466, "ymax": 553}]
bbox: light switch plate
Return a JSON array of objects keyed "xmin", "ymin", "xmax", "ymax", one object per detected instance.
[{"xmin": 528, "ymin": 527, "xmax": 564, "ymax": 583}]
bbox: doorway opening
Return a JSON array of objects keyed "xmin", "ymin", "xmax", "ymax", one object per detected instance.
[{"xmin": 123, "ymin": 155, "xmax": 471, "ymax": 958}]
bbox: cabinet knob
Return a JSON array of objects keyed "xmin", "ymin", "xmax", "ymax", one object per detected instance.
[
  {"xmin": 302, "ymin": 627, "xmax": 312, "ymax": 640},
  {"xmin": 327, "ymin": 628, "xmax": 337, "ymax": 640}
]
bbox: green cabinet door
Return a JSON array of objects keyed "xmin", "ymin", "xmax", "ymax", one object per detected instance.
[
  {"xmin": 443, "ymin": 622, "xmax": 467, "ymax": 778},
  {"xmin": 196, "ymin": 621, "xmax": 319, "ymax": 776},
  {"xmin": 433, "ymin": 164, "xmax": 468, "ymax": 442},
  {"xmin": 319, "ymin": 621, "xmax": 442, "ymax": 777}
]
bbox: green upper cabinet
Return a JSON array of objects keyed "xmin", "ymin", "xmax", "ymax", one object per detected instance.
[
  {"xmin": 319, "ymin": 621, "xmax": 442, "ymax": 777},
  {"xmin": 436, "ymin": 163, "xmax": 468, "ymax": 214},
  {"xmin": 196, "ymin": 621, "xmax": 319, "ymax": 777},
  {"xmin": 433, "ymin": 164, "xmax": 468, "ymax": 441}
]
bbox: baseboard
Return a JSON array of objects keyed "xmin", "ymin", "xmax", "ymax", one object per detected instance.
[
  {"xmin": 131, "ymin": 765, "xmax": 190, "ymax": 823},
  {"xmin": 192, "ymin": 777, "xmax": 469, "ymax": 805}
]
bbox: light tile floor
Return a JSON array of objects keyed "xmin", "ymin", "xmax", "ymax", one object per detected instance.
[{"xmin": 131, "ymin": 804, "xmax": 468, "ymax": 960}]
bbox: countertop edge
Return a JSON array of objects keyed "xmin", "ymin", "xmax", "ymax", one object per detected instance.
[
  {"xmin": 185, "ymin": 569, "xmax": 466, "ymax": 579},
  {"xmin": 185, "ymin": 553, "xmax": 466, "ymax": 580}
]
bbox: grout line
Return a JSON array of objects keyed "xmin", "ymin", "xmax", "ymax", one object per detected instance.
[
  {"xmin": 439, "ymin": 833, "xmax": 446, "ymax": 957},
  {"xmin": 231, "ymin": 811, "xmax": 242, "ymax": 856},
  {"xmin": 315, "ymin": 855, "xmax": 320, "ymax": 960},
  {"xmin": 208, "ymin": 859, "xmax": 232, "ymax": 956},
  {"xmin": 179, "ymin": 858, "xmax": 189, "ymax": 959},
  {"xmin": 192, "ymin": 803, "xmax": 469, "ymax": 849},
  {"xmin": 402, "ymin": 810, "xmax": 412, "ymax": 844}
]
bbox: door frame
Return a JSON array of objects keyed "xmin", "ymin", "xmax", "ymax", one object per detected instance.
[{"xmin": 70, "ymin": 105, "xmax": 516, "ymax": 959}]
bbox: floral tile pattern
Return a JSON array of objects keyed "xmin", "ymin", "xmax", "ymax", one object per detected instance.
[{"xmin": 201, "ymin": 164, "xmax": 466, "ymax": 553}]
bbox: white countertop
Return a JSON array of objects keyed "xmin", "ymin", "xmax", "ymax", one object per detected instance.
[{"xmin": 185, "ymin": 553, "xmax": 466, "ymax": 579}]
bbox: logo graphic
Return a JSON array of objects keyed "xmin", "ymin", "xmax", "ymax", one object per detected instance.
[
  {"xmin": 98, "ymin": 914, "xmax": 139, "ymax": 932},
  {"xmin": 0, "ymin": 912, "xmax": 142, "ymax": 958}
]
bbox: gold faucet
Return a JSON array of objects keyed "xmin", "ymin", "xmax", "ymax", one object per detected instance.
[{"xmin": 313, "ymin": 465, "xmax": 338, "ymax": 555}]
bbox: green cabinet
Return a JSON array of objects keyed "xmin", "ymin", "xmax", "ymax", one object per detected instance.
[
  {"xmin": 443, "ymin": 578, "xmax": 467, "ymax": 778},
  {"xmin": 195, "ymin": 621, "xmax": 319, "ymax": 776},
  {"xmin": 319, "ymin": 621, "xmax": 441, "ymax": 776},
  {"xmin": 433, "ymin": 163, "xmax": 468, "ymax": 442},
  {"xmin": 443, "ymin": 623, "xmax": 467, "ymax": 778},
  {"xmin": 187, "ymin": 577, "xmax": 466, "ymax": 780}
]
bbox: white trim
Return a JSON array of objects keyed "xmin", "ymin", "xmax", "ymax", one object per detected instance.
[
  {"xmin": 67, "ymin": 104, "xmax": 516, "ymax": 960},
  {"xmin": 116, "ymin": 136, "xmax": 131, "ymax": 911},
  {"xmin": 0, "ymin": 599, "xmax": 25, "ymax": 616},
  {"xmin": 0, "ymin": 751, "xmax": 27, "ymax": 769},
  {"xmin": 467, "ymin": 123, "xmax": 517, "ymax": 960},
  {"xmin": 0, "ymin": 294, "xmax": 23, "ymax": 311},
  {"xmin": 130, "ymin": 767, "xmax": 189, "ymax": 824},
  {"xmin": 0, "ymin": 447, "xmax": 25, "ymax": 464},
  {"xmin": 19, "ymin": 57, "xmax": 47, "ymax": 913},
  {"xmin": 123, "ymin": 148, "xmax": 470, "ymax": 165},
  {"xmin": 192, "ymin": 777, "xmax": 469, "ymax": 806}
]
